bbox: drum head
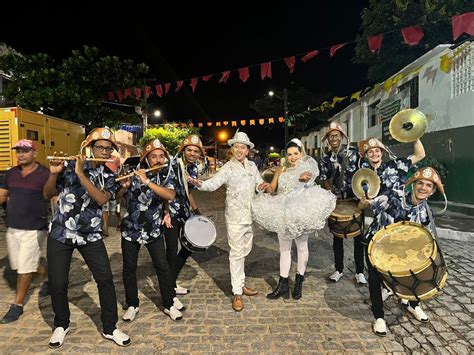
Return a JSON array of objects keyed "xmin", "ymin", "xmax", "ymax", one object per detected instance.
[
  {"xmin": 331, "ymin": 199, "xmax": 361, "ymax": 219},
  {"xmin": 368, "ymin": 221, "xmax": 436, "ymax": 277},
  {"xmin": 184, "ymin": 215, "xmax": 216, "ymax": 248}
]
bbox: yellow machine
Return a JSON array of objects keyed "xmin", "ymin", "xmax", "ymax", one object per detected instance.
[{"xmin": 0, "ymin": 107, "xmax": 85, "ymax": 172}]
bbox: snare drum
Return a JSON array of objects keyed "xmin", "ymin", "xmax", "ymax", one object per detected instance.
[
  {"xmin": 181, "ymin": 215, "xmax": 217, "ymax": 252},
  {"xmin": 328, "ymin": 199, "xmax": 363, "ymax": 238},
  {"xmin": 368, "ymin": 221, "xmax": 448, "ymax": 301}
]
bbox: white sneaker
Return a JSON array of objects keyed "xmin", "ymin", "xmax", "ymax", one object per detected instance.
[
  {"xmin": 355, "ymin": 273, "xmax": 367, "ymax": 284},
  {"xmin": 102, "ymin": 328, "xmax": 131, "ymax": 347},
  {"xmin": 163, "ymin": 306, "xmax": 183, "ymax": 321},
  {"xmin": 175, "ymin": 284, "xmax": 189, "ymax": 295},
  {"xmin": 173, "ymin": 297, "xmax": 185, "ymax": 312},
  {"xmin": 381, "ymin": 288, "xmax": 394, "ymax": 302},
  {"xmin": 328, "ymin": 271, "xmax": 343, "ymax": 282},
  {"xmin": 407, "ymin": 305, "xmax": 429, "ymax": 322},
  {"xmin": 401, "ymin": 299, "xmax": 409, "ymax": 308},
  {"xmin": 48, "ymin": 327, "xmax": 70, "ymax": 349},
  {"xmin": 373, "ymin": 318, "xmax": 387, "ymax": 337},
  {"xmin": 122, "ymin": 306, "xmax": 139, "ymax": 322}
]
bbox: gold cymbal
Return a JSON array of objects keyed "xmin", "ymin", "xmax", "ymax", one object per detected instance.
[
  {"xmin": 389, "ymin": 109, "xmax": 428, "ymax": 143},
  {"xmin": 352, "ymin": 168, "xmax": 381, "ymax": 200}
]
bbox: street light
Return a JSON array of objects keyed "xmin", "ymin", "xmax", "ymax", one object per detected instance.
[
  {"xmin": 268, "ymin": 89, "xmax": 289, "ymax": 146},
  {"xmin": 154, "ymin": 110, "xmax": 161, "ymax": 118},
  {"xmin": 269, "ymin": 146, "xmax": 274, "ymax": 151},
  {"xmin": 215, "ymin": 130, "xmax": 228, "ymax": 160}
]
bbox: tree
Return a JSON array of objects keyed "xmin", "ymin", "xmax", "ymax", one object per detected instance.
[
  {"xmin": 0, "ymin": 46, "xmax": 149, "ymax": 128},
  {"xmin": 250, "ymin": 86, "xmax": 332, "ymax": 137},
  {"xmin": 140, "ymin": 124, "xmax": 200, "ymax": 155},
  {"xmin": 354, "ymin": 0, "xmax": 474, "ymax": 82}
]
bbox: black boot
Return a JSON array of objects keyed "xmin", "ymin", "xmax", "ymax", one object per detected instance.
[
  {"xmin": 267, "ymin": 276, "xmax": 289, "ymax": 299},
  {"xmin": 292, "ymin": 273, "xmax": 304, "ymax": 300}
]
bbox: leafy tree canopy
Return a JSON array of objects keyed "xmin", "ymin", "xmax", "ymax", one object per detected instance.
[
  {"xmin": 0, "ymin": 46, "xmax": 149, "ymax": 129},
  {"xmin": 140, "ymin": 124, "xmax": 200, "ymax": 155},
  {"xmin": 354, "ymin": 0, "xmax": 474, "ymax": 82}
]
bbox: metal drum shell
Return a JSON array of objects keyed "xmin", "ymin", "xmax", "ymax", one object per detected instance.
[{"xmin": 181, "ymin": 215, "xmax": 217, "ymax": 253}]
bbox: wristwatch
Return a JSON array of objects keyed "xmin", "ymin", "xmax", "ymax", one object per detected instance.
[{"xmin": 145, "ymin": 178, "xmax": 151, "ymax": 186}]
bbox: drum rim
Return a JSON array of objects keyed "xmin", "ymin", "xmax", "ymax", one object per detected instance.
[
  {"xmin": 368, "ymin": 221, "xmax": 437, "ymax": 277},
  {"xmin": 332, "ymin": 230, "xmax": 362, "ymax": 238},
  {"xmin": 183, "ymin": 215, "xmax": 217, "ymax": 248},
  {"xmin": 384, "ymin": 271, "xmax": 448, "ymax": 301},
  {"xmin": 331, "ymin": 199, "xmax": 361, "ymax": 219}
]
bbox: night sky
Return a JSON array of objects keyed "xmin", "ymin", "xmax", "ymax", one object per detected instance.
[{"xmin": 2, "ymin": 1, "xmax": 370, "ymax": 148}]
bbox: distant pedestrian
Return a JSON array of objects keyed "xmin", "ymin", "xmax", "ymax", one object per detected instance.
[{"xmin": 0, "ymin": 139, "xmax": 50, "ymax": 324}]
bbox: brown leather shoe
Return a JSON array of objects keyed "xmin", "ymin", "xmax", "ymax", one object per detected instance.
[
  {"xmin": 242, "ymin": 286, "xmax": 258, "ymax": 296},
  {"xmin": 232, "ymin": 295, "xmax": 243, "ymax": 312}
]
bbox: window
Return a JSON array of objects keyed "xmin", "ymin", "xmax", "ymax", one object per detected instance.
[
  {"xmin": 26, "ymin": 130, "xmax": 39, "ymax": 141},
  {"xmin": 451, "ymin": 45, "xmax": 473, "ymax": 98},
  {"xmin": 398, "ymin": 76, "xmax": 419, "ymax": 108},
  {"xmin": 368, "ymin": 100, "xmax": 380, "ymax": 128}
]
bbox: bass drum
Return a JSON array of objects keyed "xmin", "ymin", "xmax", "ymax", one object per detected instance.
[
  {"xmin": 328, "ymin": 199, "xmax": 363, "ymax": 238},
  {"xmin": 181, "ymin": 215, "xmax": 217, "ymax": 252}
]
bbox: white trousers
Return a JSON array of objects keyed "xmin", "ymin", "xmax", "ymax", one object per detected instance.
[
  {"xmin": 278, "ymin": 233, "xmax": 310, "ymax": 278},
  {"xmin": 226, "ymin": 223, "xmax": 254, "ymax": 295}
]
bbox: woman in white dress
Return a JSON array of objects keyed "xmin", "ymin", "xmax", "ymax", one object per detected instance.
[{"xmin": 253, "ymin": 139, "xmax": 336, "ymax": 299}]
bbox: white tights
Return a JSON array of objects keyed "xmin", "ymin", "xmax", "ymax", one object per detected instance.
[{"xmin": 278, "ymin": 233, "xmax": 309, "ymax": 278}]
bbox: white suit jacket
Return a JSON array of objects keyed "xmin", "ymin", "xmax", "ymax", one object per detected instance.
[{"xmin": 199, "ymin": 158, "xmax": 263, "ymax": 224}]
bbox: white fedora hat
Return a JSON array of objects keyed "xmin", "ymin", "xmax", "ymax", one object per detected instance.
[{"xmin": 227, "ymin": 130, "xmax": 254, "ymax": 149}]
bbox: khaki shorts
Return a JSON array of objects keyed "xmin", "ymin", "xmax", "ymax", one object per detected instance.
[{"xmin": 6, "ymin": 228, "xmax": 46, "ymax": 274}]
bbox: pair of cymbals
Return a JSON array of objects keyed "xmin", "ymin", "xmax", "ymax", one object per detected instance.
[
  {"xmin": 389, "ymin": 109, "xmax": 428, "ymax": 143},
  {"xmin": 352, "ymin": 168, "xmax": 381, "ymax": 200}
]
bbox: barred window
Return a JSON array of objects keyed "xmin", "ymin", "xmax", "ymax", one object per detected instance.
[{"xmin": 451, "ymin": 44, "xmax": 473, "ymax": 98}]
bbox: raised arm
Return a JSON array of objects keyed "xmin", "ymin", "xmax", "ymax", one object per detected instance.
[{"xmin": 410, "ymin": 139, "xmax": 426, "ymax": 165}]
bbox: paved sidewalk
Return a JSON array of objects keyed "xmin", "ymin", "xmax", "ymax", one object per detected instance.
[{"xmin": 0, "ymin": 188, "xmax": 472, "ymax": 353}]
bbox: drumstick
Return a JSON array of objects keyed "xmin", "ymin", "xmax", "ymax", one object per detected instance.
[
  {"xmin": 115, "ymin": 164, "xmax": 167, "ymax": 182},
  {"xmin": 47, "ymin": 156, "xmax": 114, "ymax": 163}
]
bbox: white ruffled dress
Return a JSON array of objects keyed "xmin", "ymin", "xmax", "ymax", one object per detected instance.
[{"xmin": 252, "ymin": 156, "xmax": 336, "ymax": 239}]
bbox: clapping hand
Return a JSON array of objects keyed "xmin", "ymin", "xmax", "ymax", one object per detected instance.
[{"xmin": 298, "ymin": 171, "xmax": 312, "ymax": 183}]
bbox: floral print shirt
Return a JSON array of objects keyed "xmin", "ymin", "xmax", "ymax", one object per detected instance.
[
  {"xmin": 319, "ymin": 146, "xmax": 359, "ymax": 199},
  {"xmin": 50, "ymin": 161, "xmax": 118, "ymax": 245},
  {"xmin": 168, "ymin": 157, "xmax": 199, "ymax": 223},
  {"xmin": 120, "ymin": 166, "xmax": 176, "ymax": 244}
]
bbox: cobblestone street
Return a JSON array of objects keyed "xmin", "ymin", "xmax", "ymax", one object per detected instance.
[{"xmin": 0, "ymin": 187, "xmax": 473, "ymax": 353}]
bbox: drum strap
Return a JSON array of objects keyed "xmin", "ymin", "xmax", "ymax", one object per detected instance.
[
  {"xmin": 425, "ymin": 204, "xmax": 438, "ymax": 241},
  {"xmin": 178, "ymin": 157, "xmax": 191, "ymax": 203}
]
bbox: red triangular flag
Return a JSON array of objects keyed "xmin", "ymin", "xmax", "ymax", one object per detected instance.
[
  {"xmin": 145, "ymin": 86, "xmax": 152, "ymax": 98},
  {"xmin": 155, "ymin": 84, "xmax": 163, "ymax": 98},
  {"xmin": 239, "ymin": 67, "xmax": 250, "ymax": 82},
  {"xmin": 401, "ymin": 25, "xmax": 424, "ymax": 46},
  {"xmin": 261, "ymin": 62, "xmax": 272, "ymax": 80},
  {"xmin": 452, "ymin": 12, "xmax": 474, "ymax": 40},
  {"xmin": 284, "ymin": 56, "xmax": 296, "ymax": 73},
  {"xmin": 367, "ymin": 34, "xmax": 383, "ymax": 54},
  {"xmin": 218, "ymin": 71, "xmax": 230, "ymax": 84},
  {"xmin": 190, "ymin": 78, "xmax": 198, "ymax": 93},
  {"xmin": 134, "ymin": 87, "xmax": 141, "ymax": 99},
  {"xmin": 175, "ymin": 81, "xmax": 183, "ymax": 92},
  {"xmin": 107, "ymin": 91, "xmax": 115, "ymax": 101},
  {"xmin": 202, "ymin": 74, "xmax": 213, "ymax": 82},
  {"xmin": 117, "ymin": 89, "xmax": 124, "ymax": 101},
  {"xmin": 164, "ymin": 83, "xmax": 171, "ymax": 95},
  {"xmin": 330, "ymin": 43, "xmax": 347, "ymax": 57},
  {"xmin": 301, "ymin": 50, "xmax": 319, "ymax": 63},
  {"xmin": 124, "ymin": 88, "xmax": 132, "ymax": 98}
]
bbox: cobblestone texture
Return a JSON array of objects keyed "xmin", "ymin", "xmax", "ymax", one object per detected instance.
[{"xmin": 0, "ymin": 187, "xmax": 473, "ymax": 353}]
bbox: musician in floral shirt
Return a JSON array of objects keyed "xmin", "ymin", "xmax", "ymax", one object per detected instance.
[
  {"xmin": 43, "ymin": 128, "xmax": 130, "ymax": 349},
  {"xmin": 118, "ymin": 139, "xmax": 183, "ymax": 323}
]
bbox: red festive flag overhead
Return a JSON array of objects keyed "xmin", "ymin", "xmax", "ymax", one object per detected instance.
[
  {"xmin": 452, "ymin": 12, "xmax": 474, "ymax": 40},
  {"xmin": 249, "ymin": 119, "xmax": 255, "ymax": 126},
  {"xmin": 155, "ymin": 84, "xmax": 163, "ymax": 97},
  {"xmin": 202, "ymin": 74, "xmax": 213, "ymax": 82},
  {"xmin": 260, "ymin": 62, "xmax": 272, "ymax": 80},
  {"xmin": 268, "ymin": 118, "xmax": 274, "ymax": 124},
  {"xmin": 164, "ymin": 83, "xmax": 171, "ymax": 95},
  {"xmin": 223, "ymin": 121, "xmax": 229, "ymax": 126},
  {"xmin": 278, "ymin": 117, "xmax": 285, "ymax": 123},
  {"xmin": 367, "ymin": 34, "xmax": 383, "ymax": 54},
  {"xmin": 107, "ymin": 91, "xmax": 115, "ymax": 101},
  {"xmin": 330, "ymin": 43, "xmax": 347, "ymax": 57},
  {"xmin": 134, "ymin": 87, "xmax": 142, "ymax": 99},
  {"xmin": 401, "ymin": 25, "xmax": 424, "ymax": 46},
  {"xmin": 117, "ymin": 89, "xmax": 124, "ymax": 101},
  {"xmin": 240, "ymin": 120, "xmax": 246, "ymax": 126},
  {"xmin": 231, "ymin": 121, "xmax": 237, "ymax": 127},
  {"xmin": 145, "ymin": 86, "xmax": 152, "ymax": 98},
  {"xmin": 284, "ymin": 56, "xmax": 296, "ymax": 73},
  {"xmin": 301, "ymin": 50, "xmax": 319, "ymax": 63},
  {"xmin": 218, "ymin": 71, "xmax": 230, "ymax": 84},
  {"xmin": 124, "ymin": 88, "xmax": 132, "ymax": 98},
  {"xmin": 216, "ymin": 122, "xmax": 221, "ymax": 127},
  {"xmin": 198, "ymin": 123, "xmax": 203, "ymax": 128},
  {"xmin": 190, "ymin": 78, "xmax": 198, "ymax": 92},
  {"xmin": 175, "ymin": 81, "xmax": 183, "ymax": 92},
  {"xmin": 259, "ymin": 119, "xmax": 265, "ymax": 125},
  {"xmin": 239, "ymin": 67, "xmax": 250, "ymax": 82}
]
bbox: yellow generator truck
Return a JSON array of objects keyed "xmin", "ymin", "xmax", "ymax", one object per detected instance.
[{"xmin": 0, "ymin": 107, "xmax": 85, "ymax": 174}]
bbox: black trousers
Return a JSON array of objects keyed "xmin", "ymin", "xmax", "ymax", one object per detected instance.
[
  {"xmin": 122, "ymin": 237, "xmax": 175, "ymax": 309},
  {"xmin": 333, "ymin": 235, "xmax": 365, "ymax": 274},
  {"xmin": 365, "ymin": 247, "xmax": 419, "ymax": 319},
  {"xmin": 164, "ymin": 217, "xmax": 192, "ymax": 287},
  {"xmin": 47, "ymin": 237, "xmax": 118, "ymax": 334}
]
